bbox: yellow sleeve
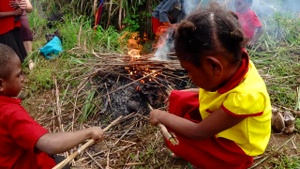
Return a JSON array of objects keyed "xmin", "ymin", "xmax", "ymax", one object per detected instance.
[{"xmin": 222, "ymin": 92, "xmax": 265, "ymax": 116}]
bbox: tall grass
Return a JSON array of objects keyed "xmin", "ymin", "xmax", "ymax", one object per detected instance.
[{"xmin": 24, "ymin": 5, "xmax": 300, "ymax": 168}]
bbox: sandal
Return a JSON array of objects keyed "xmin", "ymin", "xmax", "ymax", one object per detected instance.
[{"xmin": 169, "ymin": 152, "xmax": 182, "ymax": 159}]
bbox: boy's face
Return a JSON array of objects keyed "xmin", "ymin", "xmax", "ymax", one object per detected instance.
[
  {"xmin": 0, "ymin": 55, "xmax": 24, "ymax": 97},
  {"xmin": 235, "ymin": 0, "xmax": 250, "ymax": 13}
]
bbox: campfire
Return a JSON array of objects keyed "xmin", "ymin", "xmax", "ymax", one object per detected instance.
[{"xmin": 87, "ymin": 49, "xmax": 192, "ymax": 117}]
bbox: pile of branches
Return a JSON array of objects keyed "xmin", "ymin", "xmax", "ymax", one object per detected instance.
[{"xmin": 74, "ymin": 52, "xmax": 192, "ymax": 118}]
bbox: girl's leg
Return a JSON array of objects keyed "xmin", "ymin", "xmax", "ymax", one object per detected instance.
[{"xmin": 166, "ymin": 90, "xmax": 253, "ymax": 169}]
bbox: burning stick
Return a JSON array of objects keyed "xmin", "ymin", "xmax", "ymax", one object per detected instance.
[
  {"xmin": 53, "ymin": 116, "xmax": 123, "ymax": 169},
  {"xmin": 147, "ymin": 103, "xmax": 179, "ymax": 145}
]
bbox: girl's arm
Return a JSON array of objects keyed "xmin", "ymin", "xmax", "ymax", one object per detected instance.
[
  {"xmin": 150, "ymin": 108, "xmax": 244, "ymax": 140},
  {"xmin": 0, "ymin": 9, "xmax": 23, "ymax": 18},
  {"xmin": 24, "ymin": 0, "xmax": 33, "ymax": 13},
  {"xmin": 9, "ymin": 0, "xmax": 32, "ymax": 13},
  {"xmin": 35, "ymin": 127, "xmax": 104, "ymax": 155}
]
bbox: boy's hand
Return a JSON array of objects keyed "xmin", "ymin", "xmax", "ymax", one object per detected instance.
[{"xmin": 89, "ymin": 127, "xmax": 104, "ymax": 142}]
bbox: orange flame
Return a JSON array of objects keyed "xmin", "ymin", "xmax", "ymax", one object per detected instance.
[{"xmin": 128, "ymin": 49, "xmax": 141, "ymax": 59}]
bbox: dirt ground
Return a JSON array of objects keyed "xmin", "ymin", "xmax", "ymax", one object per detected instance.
[{"xmin": 23, "ymin": 86, "xmax": 300, "ymax": 169}]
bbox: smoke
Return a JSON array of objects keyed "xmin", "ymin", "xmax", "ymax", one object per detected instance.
[
  {"xmin": 152, "ymin": 0, "xmax": 202, "ymax": 61},
  {"xmin": 182, "ymin": 0, "xmax": 203, "ymax": 16},
  {"xmin": 223, "ymin": 0, "xmax": 300, "ymax": 18},
  {"xmin": 151, "ymin": 29, "xmax": 174, "ymax": 61}
]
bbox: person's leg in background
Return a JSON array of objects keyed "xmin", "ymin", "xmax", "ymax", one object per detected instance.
[{"xmin": 20, "ymin": 13, "xmax": 34, "ymax": 69}]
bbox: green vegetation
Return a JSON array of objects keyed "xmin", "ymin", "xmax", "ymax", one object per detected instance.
[
  {"xmin": 270, "ymin": 155, "xmax": 300, "ymax": 169},
  {"xmin": 22, "ymin": 2, "xmax": 300, "ymax": 168}
]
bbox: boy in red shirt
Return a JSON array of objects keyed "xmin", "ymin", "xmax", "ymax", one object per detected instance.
[
  {"xmin": 0, "ymin": 43, "xmax": 104, "ymax": 168},
  {"xmin": 235, "ymin": 0, "xmax": 263, "ymax": 47}
]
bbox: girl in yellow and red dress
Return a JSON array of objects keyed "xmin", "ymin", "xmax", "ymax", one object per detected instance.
[
  {"xmin": 149, "ymin": 2, "xmax": 271, "ymax": 169},
  {"xmin": 0, "ymin": 0, "xmax": 27, "ymax": 62}
]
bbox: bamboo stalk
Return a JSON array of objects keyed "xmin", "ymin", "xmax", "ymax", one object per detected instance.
[
  {"xmin": 52, "ymin": 116, "xmax": 123, "ymax": 169},
  {"xmin": 93, "ymin": 0, "xmax": 98, "ymax": 16},
  {"xmin": 53, "ymin": 78, "xmax": 64, "ymax": 132},
  {"xmin": 147, "ymin": 103, "xmax": 179, "ymax": 145},
  {"xmin": 106, "ymin": 0, "xmax": 113, "ymax": 29},
  {"xmin": 118, "ymin": 0, "xmax": 123, "ymax": 30}
]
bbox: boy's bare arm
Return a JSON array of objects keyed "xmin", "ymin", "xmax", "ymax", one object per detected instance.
[
  {"xmin": 36, "ymin": 127, "xmax": 103, "ymax": 155},
  {"xmin": 150, "ymin": 108, "xmax": 244, "ymax": 140}
]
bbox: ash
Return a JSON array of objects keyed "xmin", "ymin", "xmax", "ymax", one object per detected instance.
[{"xmin": 91, "ymin": 55, "xmax": 194, "ymax": 118}]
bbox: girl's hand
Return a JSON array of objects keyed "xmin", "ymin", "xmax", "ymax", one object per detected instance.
[
  {"xmin": 18, "ymin": 0, "xmax": 27, "ymax": 10},
  {"xmin": 149, "ymin": 109, "xmax": 165, "ymax": 125},
  {"xmin": 9, "ymin": 0, "xmax": 19, "ymax": 9},
  {"xmin": 14, "ymin": 8, "xmax": 23, "ymax": 15}
]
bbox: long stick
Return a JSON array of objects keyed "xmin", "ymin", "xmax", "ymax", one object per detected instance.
[
  {"xmin": 147, "ymin": 103, "xmax": 179, "ymax": 145},
  {"xmin": 53, "ymin": 116, "xmax": 123, "ymax": 169},
  {"xmin": 93, "ymin": 0, "xmax": 98, "ymax": 16}
]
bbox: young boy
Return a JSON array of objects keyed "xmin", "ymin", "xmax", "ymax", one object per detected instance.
[
  {"xmin": 235, "ymin": 0, "xmax": 263, "ymax": 46},
  {"xmin": 0, "ymin": 43, "xmax": 104, "ymax": 168}
]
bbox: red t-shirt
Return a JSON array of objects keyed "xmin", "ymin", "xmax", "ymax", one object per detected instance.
[
  {"xmin": 236, "ymin": 9, "xmax": 262, "ymax": 39},
  {"xmin": 0, "ymin": 0, "xmax": 21, "ymax": 35},
  {"xmin": 0, "ymin": 96, "xmax": 56, "ymax": 168}
]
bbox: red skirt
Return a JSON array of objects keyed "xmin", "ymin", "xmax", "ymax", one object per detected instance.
[{"xmin": 165, "ymin": 90, "xmax": 253, "ymax": 169}]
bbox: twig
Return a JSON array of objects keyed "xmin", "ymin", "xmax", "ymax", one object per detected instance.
[
  {"xmin": 147, "ymin": 103, "xmax": 179, "ymax": 145},
  {"xmin": 249, "ymin": 134, "xmax": 296, "ymax": 169},
  {"xmin": 113, "ymin": 124, "xmax": 135, "ymax": 146},
  {"xmin": 106, "ymin": 149, "xmax": 110, "ymax": 169},
  {"xmin": 122, "ymin": 162, "xmax": 145, "ymax": 166},
  {"xmin": 85, "ymin": 151, "xmax": 103, "ymax": 169},
  {"xmin": 54, "ymin": 78, "xmax": 64, "ymax": 132},
  {"xmin": 53, "ymin": 116, "xmax": 123, "ymax": 169},
  {"xmin": 101, "ymin": 70, "xmax": 161, "ymax": 97}
]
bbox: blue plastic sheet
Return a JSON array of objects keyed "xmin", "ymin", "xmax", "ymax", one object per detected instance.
[{"xmin": 40, "ymin": 36, "xmax": 63, "ymax": 60}]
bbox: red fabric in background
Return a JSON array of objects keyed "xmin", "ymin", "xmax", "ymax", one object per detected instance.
[
  {"xmin": 165, "ymin": 90, "xmax": 253, "ymax": 169},
  {"xmin": 94, "ymin": 3, "xmax": 104, "ymax": 29},
  {"xmin": 152, "ymin": 16, "xmax": 161, "ymax": 35}
]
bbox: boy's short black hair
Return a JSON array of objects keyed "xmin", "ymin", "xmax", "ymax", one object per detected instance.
[{"xmin": 0, "ymin": 44, "xmax": 18, "ymax": 79}]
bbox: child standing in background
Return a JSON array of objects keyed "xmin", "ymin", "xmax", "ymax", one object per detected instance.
[
  {"xmin": 151, "ymin": 0, "xmax": 184, "ymax": 35},
  {"xmin": 10, "ymin": 0, "xmax": 35, "ymax": 69},
  {"xmin": 0, "ymin": 0, "xmax": 27, "ymax": 62},
  {"xmin": 149, "ymin": 2, "xmax": 271, "ymax": 169},
  {"xmin": 235, "ymin": 0, "xmax": 264, "ymax": 47},
  {"xmin": 0, "ymin": 43, "xmax": 104, "ymax": 168}
]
